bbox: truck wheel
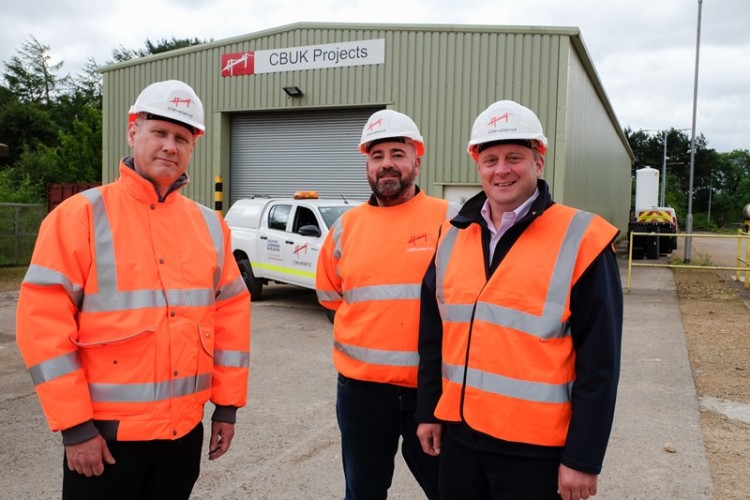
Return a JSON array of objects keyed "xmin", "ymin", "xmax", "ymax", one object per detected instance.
[{"xmin": 237, "ymin": 258, "xmax": 263, "ymax": 300}]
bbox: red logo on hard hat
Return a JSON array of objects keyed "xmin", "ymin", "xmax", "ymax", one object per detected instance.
[
  {"xmin": 487, "ymin": 113, "xmax": 511, "ymax": 127},
  {"xmin": 221, "ymin": 52, "xmax": 256, "ymax": 77},
  {"xmin": 170, "ymin": 97, "xmax": 193, "ymax": 108},
  {"xmin": 367, "ymin": 118, "xmax": 383, "ymax": 131}
]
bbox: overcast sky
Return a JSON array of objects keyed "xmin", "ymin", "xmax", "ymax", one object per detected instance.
[{"xmin": 2, "ymin": 0, "xmax": 747, "ymax": 153}]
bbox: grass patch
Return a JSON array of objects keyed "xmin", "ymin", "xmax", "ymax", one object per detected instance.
[
  {"xmin": 668, "ymin": 251, "xmax": 714, "ymax": 267},
  {"xmin": 0, "ymin": 266, "xmax": 26, "ymax": 292}
]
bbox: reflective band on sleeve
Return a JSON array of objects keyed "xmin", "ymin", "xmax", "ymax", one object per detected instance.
[
  {"xmin": 343, "ymin": 284, "xmax": 421, "ymax": 303},
  {"xmin": 23, "ymin": 265, "xmax": 84, "ymax": 309},
  {"xmin": 89, "ymin": 373, "xmax": 212, "ymax": 403},
  {"xmin": 214, "ymin": 349, "xmax": 250, "ymax": 368},
  {"xmin": 28, "ymin": 351, "xmax": 81, "ymax": 386},
  {"xmin": 443, "ymin": 362, "xmax": 571, "ymax": 404},
  {"xmin": 317, "ymin": 290, "xmax": 343, "ymax": 302},
  {"xmin": 334, "ymin": 341, "xmax": 419, "ymax": 367},
  {"xmin": 215, "ymin": 276, "xmax": 247, "ymax": 301}
]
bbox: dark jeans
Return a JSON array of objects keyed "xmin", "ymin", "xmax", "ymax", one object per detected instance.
[
  {"xmin": 336, "ymin": 374, "xmax": 440, "ymax": 500},
  {"xmin": 62, "ymin": 422, "xmax": 203, "ymax": 500},
  {"xmin": 439, "ymin": 429, "xmax": 561, "ymax": 500}
]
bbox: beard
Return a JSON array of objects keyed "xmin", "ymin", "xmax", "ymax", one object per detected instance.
[{"xmin": 368, "ymin": 166, "xmax": 418, "ymax": 204}]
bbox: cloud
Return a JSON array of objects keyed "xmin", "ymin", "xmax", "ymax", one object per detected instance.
[{"xmin": 1, "ymin": 0, "xmax": 747, "ymax": 152}]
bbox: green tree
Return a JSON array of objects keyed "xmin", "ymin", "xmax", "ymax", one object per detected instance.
[
  {"xmin": 3, "ymin": 36, "xmax": 67, "ymax": 105},
  {"xmin": 0, "ymin": 168, "xmax": 44, "ymax": 203},
  {"xmin": 110, "ymin": 36, "xmax": 208, "ymax": 63}
]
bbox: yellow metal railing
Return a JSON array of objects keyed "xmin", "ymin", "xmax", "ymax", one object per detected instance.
[{"xmin": 627, "ymin": 231, "xmax": 750, "ymax": 292}]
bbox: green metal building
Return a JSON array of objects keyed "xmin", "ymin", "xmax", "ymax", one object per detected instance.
[{"xmin": 100, "ymin": 22, "xmax": 633, "ymax": 233}]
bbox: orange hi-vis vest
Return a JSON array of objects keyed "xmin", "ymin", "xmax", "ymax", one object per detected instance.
[
  {"xmin": 316, "ymin": 191, "xmax": 456, "ymax": 387},
  {"xmin": 16, "ymin": 162, "xmax": 251, "ymax": 441},
  {"xmin": 433, "ymin": 204, "xmax": 617, "ymax": 446}
]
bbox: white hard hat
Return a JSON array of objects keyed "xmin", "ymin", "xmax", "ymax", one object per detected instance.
[
  {"xmin": 359, "ymin": 109, "xmax": 425, "ymax": 157},
  {"xmin": 467, "ymin": 100, "xmax": 548, "ymax": 160},
  {"xmin": 129, "ymin": 80, "xmax": 205, "ymax": 136}
]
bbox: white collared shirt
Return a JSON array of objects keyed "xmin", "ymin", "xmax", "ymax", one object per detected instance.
[{"xmin": 480, "ymin": 189, "xmax": 540, "ymax": 263}]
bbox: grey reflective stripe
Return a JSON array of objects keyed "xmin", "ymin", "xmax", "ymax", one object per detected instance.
[
  {"xmin": 81, "ymin": 288, "xmax": 215, "ymax": 312},
  {"xmin": 317, "ymin": 289, "xmax": 342, "ymax": 302},
  {"xmin": 443, "ymin": 362, "xmax": 571, "ymax": 404},
  {"xmin": 81, "ymin": 190, "xmax": 117, "ymax": 291},
  {"xmin": 334, "ymin": 341, "xmax": 419, "ymax": 367},
  {"xmin": 78, "ymin": 191, "xmax": 224, "ymax": 313},
  {"xmin": 197, "ymin": 204, "xmax": 225, "ymax": 291},
  {"xmin": 435, "ymin": 226, "xmax": 460, "ymax": 309},
  {"xmin": 23, "ymin": 264, "xmax": 84, "ymax": 309},
  {"xmin": 89, "ymin": 373, "xmax": 212, "ymax": 403},
  {"xmin": 343, "ymin": 284, "xmax": 421, "ymax": 303},
  {"xmin": 28, "ymin": 351, "xmax": 81, "ymax": 386},
  {"xmin": 472, "ymin": 210, "xmax": 593, "ymax": 339},
  {"xmin": 436, "ymin": 210, "xmax": 594, "ymax": 340},
  {"xmin": 216, "ymin": 276, "xmax": 247, "ymax": 301},
  {"xmin": 215, "ymin": 349, "xmax": 250, "ymax": 368},
  {"xmin": 330, "ymin": 218, "xmax": 345, "ymax": 260}
]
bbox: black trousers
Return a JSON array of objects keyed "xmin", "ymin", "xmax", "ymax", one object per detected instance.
[
  {"xmin": 336, "ymin": 374, "xmax": 440, "ymax": 500},
  {"xmin": 62, "ymin": 422, "xmax": 203, "ymax": 500},
  {"xmin": 439, "ymin": 429, "xmax": 561, "ymax": 500}
]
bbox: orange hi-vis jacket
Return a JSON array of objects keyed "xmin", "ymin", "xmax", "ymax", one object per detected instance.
[
  {"xmin": 433, "ymin": 204, "xmax": 618, "ymax": 446},
  {"xmin": 16, "ymin": 161, "xmax": 251, "ymax": 443},
  {"xmin": 316, "ymin": 191, "xmax": 456, "ymax": 387}
]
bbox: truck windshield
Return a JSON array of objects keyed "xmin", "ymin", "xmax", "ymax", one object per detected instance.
[{"xmin": 319, "ymin": 206, "xmax": 354, "ymax": 229}]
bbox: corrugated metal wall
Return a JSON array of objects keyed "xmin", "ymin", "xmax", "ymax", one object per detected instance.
[
  {"xmin": 101, "ymin": 23, "xmax": 632, "ymax": 230},
  {"xmin": 559, "ymin": 44, "xmax": 632, "ymax": 232}
]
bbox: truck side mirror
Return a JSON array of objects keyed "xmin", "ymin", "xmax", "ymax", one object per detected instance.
[{"xmin": 298, "ymin": 224, "xmax": 321, "ymax": 237}]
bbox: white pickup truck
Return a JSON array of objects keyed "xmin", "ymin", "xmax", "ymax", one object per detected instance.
[{"xmin": 224, "ymin": 192, "xmax": 360, "ymax": 302}]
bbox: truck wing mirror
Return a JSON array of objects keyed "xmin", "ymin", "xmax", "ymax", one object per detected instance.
[{"xmin": 298, "ymin": 225, "xmax": 321, "ymax": 237}]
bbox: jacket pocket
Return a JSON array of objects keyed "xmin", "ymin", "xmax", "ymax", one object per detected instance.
[{"xmin": 71, "ymin": 327, "xmax": 157, "ymax": 415}]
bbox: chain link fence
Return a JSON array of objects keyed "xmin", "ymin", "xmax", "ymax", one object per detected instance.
[{"xmin": 0, "ymin": 203, "xmax": 46, "ymax": 267}]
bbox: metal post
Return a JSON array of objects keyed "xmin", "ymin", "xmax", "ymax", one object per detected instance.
[
  {"xmin": 660, "ymin": 131, "xmax": 668, "ymax": 207},
  {"xmin": 684, "ymin": 0, "xmax": 703, "ymax": 264}
]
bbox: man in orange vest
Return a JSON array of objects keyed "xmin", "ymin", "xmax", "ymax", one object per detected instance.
[
  {"xmin": 416, "ymin": 100, "xmax": 623, "ymax": 500},
  {"xmin": 16, "ymin": 80, "xmax": 251, "ymax": 500},
  {"xmin": 317, "ymin": 109, "xmax": 457, "ymax": 499}
]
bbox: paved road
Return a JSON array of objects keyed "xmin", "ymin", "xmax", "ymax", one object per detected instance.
[{"xmin": 1, "ymin": 264, "xmax": 714, "ymax": 499}]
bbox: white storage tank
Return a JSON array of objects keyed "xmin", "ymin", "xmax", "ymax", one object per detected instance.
[{"xmin": 635, "ymin": 167, "xmax": 659, "ymax": 212}]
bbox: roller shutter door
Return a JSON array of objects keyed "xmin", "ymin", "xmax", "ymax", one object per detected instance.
[{"xmin": 230, "ymin": 108, "xmax": 378, "ymax": 204}]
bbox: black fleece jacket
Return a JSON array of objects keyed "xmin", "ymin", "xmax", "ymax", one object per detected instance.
[{"xmin": 416, "ymin": 179, "xmax": 623, "ymax": 474}]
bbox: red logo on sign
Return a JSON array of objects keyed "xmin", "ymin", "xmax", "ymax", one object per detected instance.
[
  {"xmin": 221, "ymin": 52, "xmax": 255, "ymax": 77},
  {"xmin": 294, "ymin": 243, "xmax": 309, "ymax": 255},
  {"xmin": 487, "ymin": 113, "xmax": 511, "ymax": 127}
]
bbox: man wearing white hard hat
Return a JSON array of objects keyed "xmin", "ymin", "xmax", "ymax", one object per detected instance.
[
  {"xmin": 16, "ymin": 80, "xmax": 251, "ymax": 499},
  {"xmin": 416, "ymin": 100, "xmax": 622, "ymax": 499},
  {"xmin": 317, "ymin": 109, "xmax": 458, "ymax": 499}
]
